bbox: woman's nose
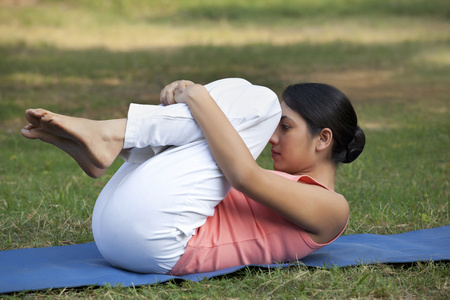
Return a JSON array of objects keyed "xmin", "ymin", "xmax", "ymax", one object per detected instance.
[{"xmin": 269, "ymin": 132, "xmax": 278, "ymax": 145}]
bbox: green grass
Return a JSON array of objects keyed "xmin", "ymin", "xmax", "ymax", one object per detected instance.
[{"xmin": 0, "ymin": 0, "xmax": 449, "ymax": 298}]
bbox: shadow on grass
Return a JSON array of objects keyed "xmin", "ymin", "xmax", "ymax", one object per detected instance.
[
  {"xmin": 153, "ymin": 0, "xmax": 450, "ymax": 23},
  {"xmin": 1, "ymin": 38, "xmax": 447, "ymax": 122},
  {"xmin": 61, "ymin": 0, "xmax": 450, "ymax": 24}
]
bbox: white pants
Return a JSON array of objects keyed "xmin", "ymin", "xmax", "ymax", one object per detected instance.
[{"xmin": 91, "ymin": 78, "xmax": 281, "ymax": 274}]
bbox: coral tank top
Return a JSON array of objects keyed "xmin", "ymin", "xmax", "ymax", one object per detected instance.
[{"xmin": 170, "ymin": 170, "xmax": 347, "ymax": 275}]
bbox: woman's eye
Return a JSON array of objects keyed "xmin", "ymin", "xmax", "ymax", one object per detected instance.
[{"xmin": 281, "ymin": 123, "xmax": 291, "ymax": 130}]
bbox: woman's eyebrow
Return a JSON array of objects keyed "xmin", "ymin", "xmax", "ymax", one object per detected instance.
[{"xmin": 280, "ymin": 116, "xmax": 295, "ymax": 122}]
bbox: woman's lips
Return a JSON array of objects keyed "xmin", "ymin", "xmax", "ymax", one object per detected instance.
[{"xmin": 271, "ymin": 149, "xmax": 280, "ymax": 159}]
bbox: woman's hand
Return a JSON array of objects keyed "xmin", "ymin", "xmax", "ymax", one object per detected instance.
[{"xmin": 160, "ymin": 80, "xmax": 195, "ymax": 106}]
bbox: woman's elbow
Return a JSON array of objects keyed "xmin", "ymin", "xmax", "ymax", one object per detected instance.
[
  {"xmin": 226, "ymin": 165, "xmax": 260, "ymax": 193},
  {"xmin": 227, "ymin": 172, "xmax": 250, "ymax": 192}
]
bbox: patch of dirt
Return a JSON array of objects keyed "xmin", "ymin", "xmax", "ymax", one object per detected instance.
[
  {"xmin": 279, "ymin": 69, "xmax": 450, "ymax": 130},
  {"xmin": 307, "ymin": 70, "xmax": 397, "ymax": 102},
  {"xmin": 0, "ymin": 0, "xmax": 39, "ymax": 7},
  {"xmin": 283, "ymin": 69, "xmax": 450, "ymax": 104}
]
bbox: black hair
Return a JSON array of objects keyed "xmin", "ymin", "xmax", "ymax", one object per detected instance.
[{"xmin": 282, "ymin": 83, "xmax": 365, "ymax": 164}]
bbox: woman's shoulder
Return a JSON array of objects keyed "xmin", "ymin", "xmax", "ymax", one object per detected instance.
[
  {"xmin": 267, "ymin": 170, "xmax": 340, "ymax": 194},
  {"xmin": 251, "ymin": 168, "xmax": 348, "ymax": 243}
]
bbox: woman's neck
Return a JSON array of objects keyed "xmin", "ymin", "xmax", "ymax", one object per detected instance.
[{"xmin": 304, "ymin": 161, "xmax": 336, "ymax": 190}]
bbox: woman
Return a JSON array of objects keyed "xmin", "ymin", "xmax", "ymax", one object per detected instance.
[{"xmin": 21, "ymin": 78, "xmax": 365, "ymax": 275}]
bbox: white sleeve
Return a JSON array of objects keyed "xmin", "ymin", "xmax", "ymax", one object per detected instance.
[{"xmin": 120, "ymin": 78, "xmax": 280, "ymax": 163}]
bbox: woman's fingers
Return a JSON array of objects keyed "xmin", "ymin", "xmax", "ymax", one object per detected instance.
[
  {"xmin": 160, "ymin": 80, "xmax": 195, "ymax": 106},
  {"xmin": 160, "ymin": 82, "xmax": 177, "ymax": 106},
  {"xmin": 173, "ymin": 80, "xmax": 197, "ymax": 103},
  {"xmin": 177, "ymin": 80, "xmax": 194, "ymax": 92}
]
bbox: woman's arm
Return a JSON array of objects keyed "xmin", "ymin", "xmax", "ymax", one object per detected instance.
[{"xmin": 162, "ymin": 81, "xmax": 349, "ymax": 244}]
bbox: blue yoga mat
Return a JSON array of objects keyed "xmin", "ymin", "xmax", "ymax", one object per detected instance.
[{"xmin": 1, "ymin": 226, "xmax": 449, "ymax": 294}]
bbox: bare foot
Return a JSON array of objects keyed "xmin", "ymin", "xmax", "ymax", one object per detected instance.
[
  {"xmin": 22, "ymin": 109, "xmax": 126, "ymax": 172},
  {"xmin": 21, "ymin": 124, "xmax": 107, "ymax": 178}
]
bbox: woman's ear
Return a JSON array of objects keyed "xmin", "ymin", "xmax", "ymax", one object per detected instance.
[{"xmin": 316, "ymin": 128, "xmax": 333, "ymax": 152}]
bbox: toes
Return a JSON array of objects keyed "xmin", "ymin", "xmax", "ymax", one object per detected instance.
[
  {"xmin": 21, "ymin": 127, "xmax": 40, "ymax": 139},
  {"xmin": 25, "ymin": 109, "xmax": 47, "ymax": 127},
  {"xmin": 21, "ymin": 127, "xmax": 53, "ymax": 143},
  {"xmin": 23, "ymin": 123, "xmax": 37, "ymax": 130},
  {"xmin": 28, "ymin": 108, "xmax": 47, "ymax": 116},
  {"xmin": 25, "ymin": 108, "xmax": 60, "ymax": 134},
  {"xmin": 25, "ymin": 110, "xmax": 39, "ymax": 127}
]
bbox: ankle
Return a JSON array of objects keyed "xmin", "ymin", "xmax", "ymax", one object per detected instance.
[{"xmin": 100, "ymin": 119, "xmax": 126, "ymax": 145}]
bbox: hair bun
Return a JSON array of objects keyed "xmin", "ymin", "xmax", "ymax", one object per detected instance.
[{"xmin": 343, "ymin": 126, "xmax": 366, "ymax": 163}]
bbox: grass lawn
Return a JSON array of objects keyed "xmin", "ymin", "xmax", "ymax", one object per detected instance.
[{"xmin": 0, "ymin": 0, "xmax": 449, "ymax": 298}]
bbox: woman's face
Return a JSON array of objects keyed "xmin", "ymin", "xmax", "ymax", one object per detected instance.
[{"xmin": 269, "ymin": 101, "xmax": 319, "ymax": 175}]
